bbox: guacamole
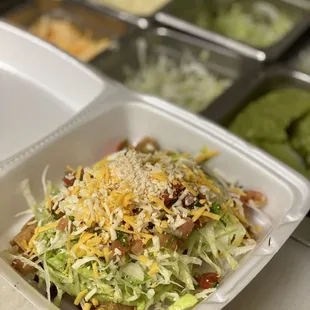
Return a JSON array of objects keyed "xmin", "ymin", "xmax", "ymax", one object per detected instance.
[{"xmin": 229, "ymin": 89, "xmax": 310, "ymax": 177}]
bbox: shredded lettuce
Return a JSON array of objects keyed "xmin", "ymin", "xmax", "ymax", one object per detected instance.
[
  {"xmin": 168, "ymin": 294, "xmax": 198, "ymax": 310},
  {"xmin": 11, "ymin": 147, "xmax": 260, "ymax": 310},
  {"xmin": 123, "ymin": 263, "xmax": 145, "ymax": 281}
]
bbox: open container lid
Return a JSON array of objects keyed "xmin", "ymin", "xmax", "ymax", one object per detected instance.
[
  {"xmin": 0, "ymin": 89, "xmax": 309, "ymax": 309},
  {"xmin": 0, "ymin": 20, "xmax": 116, "ymax": 164}
]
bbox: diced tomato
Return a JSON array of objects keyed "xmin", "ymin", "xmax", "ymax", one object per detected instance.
[
  {"xmin": 162, "ymin": 183, "xmax": 184, "ymax": 207},
  {"xmin": 162, "ymin": 190, "xmax": 177, "ymax": 207},
  {"xmin": 63, "ymin": 173, "xmax": 75, "ymax": 187},
  {"xmin": 111, "ymin": 240, "xmax": 128, "ymax": 256},
  {"xmin": 196, "ymin": 272, "xmax": 219, "ymax": 289}
]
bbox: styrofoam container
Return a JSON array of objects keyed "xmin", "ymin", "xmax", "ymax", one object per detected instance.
[
  {"xmin": 0, "ymin": 20, "xmax": 116, "ymax": 164},
  {"xmin": 0, "ymin": 90, "xmax": 309, "ymax": 310}
]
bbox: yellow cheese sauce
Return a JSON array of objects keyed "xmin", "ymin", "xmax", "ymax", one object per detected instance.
[{"xmin": 88, "ymin": 0, "xmax": 169, "ymax": 16}]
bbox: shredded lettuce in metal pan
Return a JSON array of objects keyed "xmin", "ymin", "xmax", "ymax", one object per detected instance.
[
  {"xmin": 124, "ymin": 40, "xmax": 231, "ymax": 113},
  {"xmin": 7, "ymin": 138, "xmax": 267, "ymax": 310},
  {"xmin": 192, "ymin": 1, "xmax": 299, "ymax": 47}
]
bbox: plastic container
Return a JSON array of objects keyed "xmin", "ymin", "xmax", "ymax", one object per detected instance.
[
  {"xmin": 155, "ymin": 0, "xmax": 310, "ymax": 62},
  {"xmin": 4, "ymin": 0, "xmax": 133, "ymax": 62},
  {"xmin": 0, "ymin": 20, "xmax": 116, "ymax": 164},
  {"xmin": 0, "ymin": 89, "xmax": 309, "ymax": 310}
]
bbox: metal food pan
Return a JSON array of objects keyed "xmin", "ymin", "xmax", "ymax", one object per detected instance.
[
  {"xmin": 155, "ymin": 0, "xmax": 310, "ymax": 62},
  {"xmin": 280, "ymin": 28, "xmax": 310, "ymax": 76},
  {"xmin": 0, "ymin": 0, "xmax": 24, "ymax": 14},
  {"xmin": 4, "ymin": 0, "xmax": 133, "ymax": 62},
  {"xmin": 205, "ymin": 67, "xmax": 310, "ymax": 125},
  {"xmin": 90, "ymin": 26, "xmax": 261, "ymax": 114},
  {"xmin": 72, "ymin": 0, "xmax": 171, "ymax": 26}
]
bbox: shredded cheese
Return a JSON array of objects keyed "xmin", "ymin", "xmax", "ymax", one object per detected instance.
[
  {"xmin": 202, "ymin": 211, "xmax": 221, "ymax": 221},
  {"xmin": 195, "ymin": 151, "xmax": 219, "ymax": 163},
  {"xmin": 200, "ymin": 178, "xmax": 220, "ymax": 193},
  {"xmin": 155, "ymin": 225, "xmax": 163, "ymax": 234},
  {"xmin": 93, "ymin": 262, "xmax": 99, "ymax": 279},
  {"xmin": 230, "ymin": 188, "xmax": 246, "ymax": 196},
  {"xmin": 151, "ymin": 172, "xmax": 168, "ymax": 181},
  {"xmin": 37, "ymin": 222, "xmax": 58, "ymax": 233},
  {"xmin": 74, "ymin": 289, "xmax": 88, "ymax": 305},
  {"xmin": 91, "ymin": 298, "xmax": 99, "ymax": 307},
  {"xmin": 83, "ymin": 303, "xmax": 92, "ymax": 310},
  {"xmin": 138, "ymin": 255, "xmax": 150, "ymax": 265},
  {"xmin": 149, "ymin": 196, "xmax": 172, "ymax": 214},
  {"xmin": 90, "ymin": 298, "xmax": 99, "ymax": 307},
  {"xmin": 116, "ymin": 227, "xmax": 153, "ymax": 240},
  {"xmin": 181, "ymin": 181, "xmax": 198, "ymax": 196},
  {"xmin": 66, "ymin": 165, "xmax": 75, "ymax": 172},
  {"xmin": 76, "ymin": 166, "xmax": 83, "ymax": 180},
  {"xmin": 148, "ymin": 262, "xmax": 159, "ymax": 276},
  {"xmin": 191, "ymin": 206, "xmax": 207, "ymax": 222}
]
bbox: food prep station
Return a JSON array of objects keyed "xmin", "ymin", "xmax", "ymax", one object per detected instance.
[{"xmin": 1, "ymin": 0, "xmax": 310, "ymax": 309}]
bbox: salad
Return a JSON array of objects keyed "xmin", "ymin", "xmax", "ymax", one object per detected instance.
[{"xmin": 7, "ymin": 138, "xmax": 267, "ymax": 310}]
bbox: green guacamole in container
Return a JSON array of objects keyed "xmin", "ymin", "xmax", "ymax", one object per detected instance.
[{"xmin": 229, "ymin": 89, "xmax": 310, "ymax": 177}]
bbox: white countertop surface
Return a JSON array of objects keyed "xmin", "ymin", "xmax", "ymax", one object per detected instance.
[
  {"xmin": 1, "ymin": 227, "xmax": 310, "ymax": 310},
  {"xmin": 225, "ymin": 237, "xmax": 310, "ymax": 310}
]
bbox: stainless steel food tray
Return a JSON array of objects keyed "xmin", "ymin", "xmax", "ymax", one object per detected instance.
[
  {"xmin": 155, "ymin": 0, "xmax": 310, "ymax": 62},
  {"xmin": 72, "ymin": 0, "xmax": 172, "ymax": 26},
  {"xmin": 280, "ymin": 28, "xmax": 310, "ymax": 76},
  {"xmin": 90, "ymin": 26, "xmax": 261, "ymax": 114},
  {"xmin": 0, "ymin": 0, "xmax": 23, "ymax": 14},
  {"xmin": 4, "ymin": 0, "xmax": 134, "ymax": 62},
  {"xmin": 204, "ymin": 66, "xmax": 310, "ymax": 217},
  {"xmin": 204, "ymin": 66, "xmax": 310, "ymax": 124}
]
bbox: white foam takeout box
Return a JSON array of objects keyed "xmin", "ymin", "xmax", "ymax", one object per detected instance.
[
  {"xmin": 0, "ymin": 20, "xmax": 117, "ymax": 164},
  {"xmin": 0, "ymin": 88, "xmax": 309, "ymax": 310}
]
